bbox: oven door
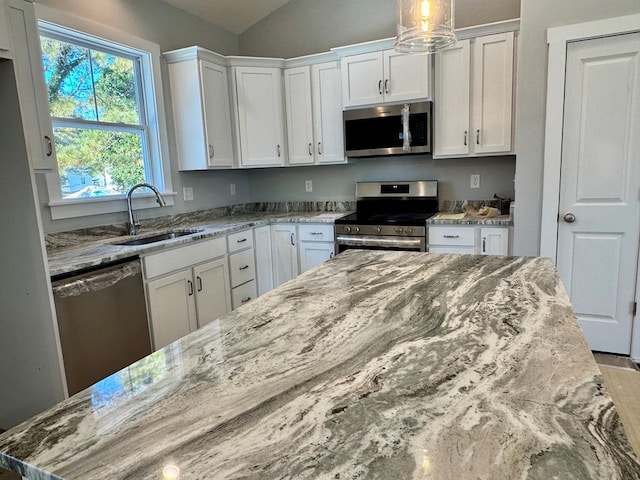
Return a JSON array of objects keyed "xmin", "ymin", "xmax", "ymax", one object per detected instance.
[{"xmin": 336, "ymin": 234, "xmax": 425, "ymax": 253}]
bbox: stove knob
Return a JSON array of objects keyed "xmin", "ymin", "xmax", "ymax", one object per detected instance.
[
  {"xmin": 344, "ymin": 226, "xmax": 351, "ymax": 233},
  {"xmin": 395, "ymin": 227, "xmax": 404, "ymax": 234},
  {"xmin": 354, "ymin": 226, "xmax": 360, "ymax": 233},
  {"xmin": 375, "ymin": 227, "xmax": 382, "ymax": 233},
  {"xmin": 404, "ymin": 227, "xmax": 413, "ymax": 234}
]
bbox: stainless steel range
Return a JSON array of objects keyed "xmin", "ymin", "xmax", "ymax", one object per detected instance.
[{"xmin": 335, "ymin": 181, "xmax": 438, "ymax": 253}]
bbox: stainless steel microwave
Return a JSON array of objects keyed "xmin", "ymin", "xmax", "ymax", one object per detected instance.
[{"xmin": 343, "ymin": 101, "xmax": 432, "ymax": 157}]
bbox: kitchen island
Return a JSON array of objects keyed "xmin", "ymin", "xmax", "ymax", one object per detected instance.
[{"xmin": 0, "ymin": 251, "xmax": 638, "ymax": 479}]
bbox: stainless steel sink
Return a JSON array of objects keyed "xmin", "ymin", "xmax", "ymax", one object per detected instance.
[{"xmin": 111, "ymin": 229, "xmax": 204, "ymax": 246}]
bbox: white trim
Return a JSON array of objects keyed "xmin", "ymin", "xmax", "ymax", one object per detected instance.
[
  {"xmin": 540, "ymin": 14, "xmax": 640, "ymax": 259},
  {"xmin": 34, "ymin": 4, "xmax": 173, "ymax": 219}
]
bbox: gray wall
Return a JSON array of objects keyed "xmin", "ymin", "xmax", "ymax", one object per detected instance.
[
  {"xmin": 239, "ymin": 0, "xmax": 521, "ymax": 58},
  {"xmin": 513, "ymin": 0, "xmax": 640, "ymax": 256}
]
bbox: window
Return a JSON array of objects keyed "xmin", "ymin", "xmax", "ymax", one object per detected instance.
[{"xmin": 36, "ymin": 7, "xmax": 173, "ymax": 219}]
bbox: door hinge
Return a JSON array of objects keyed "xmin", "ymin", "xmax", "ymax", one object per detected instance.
[{"xmin": 633, "ymin": 302, "xmax": 637, "ymax": 316}]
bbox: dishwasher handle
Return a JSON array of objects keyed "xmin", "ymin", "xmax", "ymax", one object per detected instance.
[{"xmin": 52, "ymin": 260, "xmax": 142, "ymax": 298}]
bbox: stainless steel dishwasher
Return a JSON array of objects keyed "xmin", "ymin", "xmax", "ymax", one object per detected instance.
[{"xmin": 51, "ymin": 259, "xmax": 152, "ymax": 396}]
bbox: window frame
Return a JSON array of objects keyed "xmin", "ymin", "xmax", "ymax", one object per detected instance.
[{"xmin": 35, "ymin": 5, "xmax": 174, "ymax": 220}]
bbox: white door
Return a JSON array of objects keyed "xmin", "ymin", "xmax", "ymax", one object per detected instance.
[
  {"xmin": 284, "ymin": 66, "xmax": 314, "ymax": 165},
  {"xmin": 193, "ymin": 258, "xmax": 231, "ymax": 328},
  {"xmin": 271, "ymin": 224, "xmax": 299, "ymax": 287},
  {"xmin": 299, "ymin": 241, "xmax": 334, "ymax": 273},
  {"xmin": 434, "ymin": 39, "xmax": 471, "ymax": 157},
  {"xmin": 471, "ymin": 32, "xmax": 514, "ymax": 154},
  {"xmin": 383, "ymin": 50, "xmax": 430, "ymax": 104},
  {"xmin": 235, "ymin": 66, "xmax": 285, "ymax": 167},
  {"xmin": 147, "ymin": 269, "xmax": 197, "ymax": 350},
  {"xmin": 340, "ymin": 51, "xmax": 383, "ymax": 107},
  {"xmin": 556, "ymin": 33, "xmax": 640, "ymax": 355},
  {"xmin": 201, "ymin": 61, "xmax": 234, "ymax": 168},
  {"xmin": 312, "ymin": 61, "xmax": 345, "ymax": 164}
]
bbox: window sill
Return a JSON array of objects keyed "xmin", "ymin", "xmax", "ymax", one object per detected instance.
[{"xmin": 48, "ymin": 192, "xmax": 176, "ymax": 220}]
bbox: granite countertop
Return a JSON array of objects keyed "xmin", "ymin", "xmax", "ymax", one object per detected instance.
[
  {"xmin": 426, "ymin": 212, "xmax": 513, "ymax": 226},
  {"xmin": 47, "ymin": 211, "xmax": 348, "ymax": 277},
  {"xmin": 1, "ymin": 251, "xmax": 638, "ymax": 479}
]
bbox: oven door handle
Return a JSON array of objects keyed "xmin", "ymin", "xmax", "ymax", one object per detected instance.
[{"xmin": 336, "ymin": 235, "xmax": 424, "ymax": 249}]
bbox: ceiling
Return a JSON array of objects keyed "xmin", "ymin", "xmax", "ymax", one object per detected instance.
[{"xmin": 160, "ymin": 0, "xmax": 294, "ymax": 34}]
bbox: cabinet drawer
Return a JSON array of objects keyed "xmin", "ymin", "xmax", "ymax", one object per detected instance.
[
  {"xmin": 143, "ymin": 236, "xmax": 226, "ymax": 279},
  {"xmin": 428, "ymin": 226, "xmax": 475, "ymax": 246},
  {"xmin": 227, "ymin": 229, "xmax": 254, "ymax": 253},
  {"xmin": 229, "ymin": 249, "xmax": 256, "ymax": 287},
  {"xmin": 232, "ymin": 280, "xmax": 257, "ymax": 309},
  {"xmin": 298, "ymin": 224, "xmax": 334, "ymax": 242}
]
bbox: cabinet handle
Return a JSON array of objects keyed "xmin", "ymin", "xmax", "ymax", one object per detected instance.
[
  {"xmin": 290, "ymin": 232, "xmax": 295, "ymax": 246},
  {"xmin": 378, "ymin": 79, "xmax": 383, "ymax": 95},
  {"xmin": 317, "ymin": 142, "xmax": 322, "ymax": 155},
  {"xmin": 239, "ymin": 265, "xmax": 249, "ymax": 270},
  {"xmin": 187, "ymin": 280, "xmax": 194, "ymax": 296},
  {"xmin": 464, "ymin": 130, "xmax": 468, "ymax": 146},
  {"xmin": 443, "ymin": 235, "xmax": 460, "ymax": 239},
  {"xmin": 308, "ymin": 143, "xmax": 313, "ymax": 156},
  {"xmin": 196, "ymin": 276, "xmax": 203, "ymax": 292},
  {"xmin": 236, "ymin": 238, "xmax": 247, "ymax": 243},
  {"xmin": 384, "ymin": 79, "xmax": 389, "ymax": 94},
  {"xmin": 208, "ymin": 144, "xmax": 214, "ymax": 158},
  {"xmin": 45, "ymin": 135, "xmax": 53, "ymax": 156},
  {"xmin": 277, "ymin": 144, "xmax": 281, "ymax": 157},
  {"xmin": 476, "ymin": 129, "xmax": 480, "ymax": 145},
  {"xmin": 310, "ymin": 232, "xmax": 323, "ymax": 236},
  {"xmin": 241, "ymin": 297, "xmax": 252, "ymax": 304},
  {"xmin": 482, "ymin": 237, "xmax": 487, "ymax": 253}
]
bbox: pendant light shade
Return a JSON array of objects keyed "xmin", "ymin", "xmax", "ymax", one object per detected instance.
[{"xmin": 395, "ymin": 0, "xmax": 457, "ymax": 54}]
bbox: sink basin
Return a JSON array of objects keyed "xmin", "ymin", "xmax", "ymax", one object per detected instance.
[{"xmin": 112, "ymin": 229, "xmax": 204, "ymax": 246}]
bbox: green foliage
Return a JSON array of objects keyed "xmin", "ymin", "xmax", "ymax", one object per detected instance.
[{"xmin": 41, "ymin": 36, "xmax": 146, "ymax": 195}]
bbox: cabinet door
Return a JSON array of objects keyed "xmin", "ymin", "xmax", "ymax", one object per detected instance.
[
  {"xmin": 193, "ymin": 257, "xmax": 231, "ymax": 328},
  {"xmin": 311, "ymin": 61, "xmax": 345, "ymax": 164},
  {"xmin": 471, "ymin": 32, "xmax": 514, "ymax": 154},
  {"xmin": 383, "ymin": 50, "xmax": 430, "ymax": 103},
  {"xmin": 254, "ymin": 225, "xmax": 274, "ymax": 296},
  {"xmin": 271, "ymin": 224, "xmax": 299, "ymax": 287},
  {"xmin": 299, "ymin": 241, "xmax": 334, "ymax": 273},
  {"xmin": 235, "ymin": 66, "xmax": 286, "ymax": 167},
  {"xmin": 284, "ymin": 66, "xmax": 314, "ymax": 165},
  {"xmin": 479, "ymin": 227, "xmax": 509, "ymax": 256},
  {"xmin": 7, "ymin": 0, "xmax": 57, "ymax": 170},
  {"xmin": 147, "ymin": 269, "xmax": 197, "ymax": 350},
  {"xmin": 0, "ymin": 1, "xmax": 11, "ymax": 55},
  {"xmin": 340, "ymin": 51, "xmax": 384, "ymax": 108},
  {"xmin": 201, "ymin": 60, "xmax": 234, "ymax": 168},
  {"xmin": 434, "ymin": 40, "xmax": 471, "ymax": 157}
]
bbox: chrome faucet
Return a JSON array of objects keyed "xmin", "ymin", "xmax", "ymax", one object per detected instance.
[{"xmin": 126, "ymin": 183, "xmax": 166, "ymax": 235}]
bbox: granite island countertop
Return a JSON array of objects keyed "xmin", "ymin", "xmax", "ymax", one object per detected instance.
[
  {"xmin": 47, "ymin": 211, "xmax": 348, "ymax": 277},
  {"xmin": 1, "ymin": 251, "xmax": 638, "ymax": 479}
]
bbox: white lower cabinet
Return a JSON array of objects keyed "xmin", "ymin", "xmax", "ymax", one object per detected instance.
[
  {"xmin": 271, "ymin": 224, "xmax": 300, "ymax": 288},
  {"xmin": 428, "ymin": 225, "xmax": 510, "ymax": 255},
  {"xmin": 143, "ymin": 237, "xmax": 231, "ymax": 350},
  {"xmin": 227, "ymin": 228, "xmax": 258, "ymax": 308},
  {"xmin": 254, "ymin": 225, "xmax": 274, "ymax": 296},
  {"xmin": 298, "ymin": 224, "xmax": 335, "ymax": 273},
  {"xmin": 231, "ymin": 280, "xmax": 258, "ymax": 309}
]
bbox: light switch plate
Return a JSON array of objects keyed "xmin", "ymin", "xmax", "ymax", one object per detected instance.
[
  {"xmin": 305, "ymin": 180, "xmax": 313, "ymax": 193},
  {"xmin": 183, "ymin": 187, "xmax": 194, "ymax": 201},
  {"xmin": 470, "ymin": 175, "xmax": 480, "ymax": 189},
  {"xmin": 230, "ymin": 183, "xmax": 236, "ymax": 195}
]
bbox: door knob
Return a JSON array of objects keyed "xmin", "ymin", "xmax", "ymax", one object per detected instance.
[{"xmin": 563, "ymin": 213, "xmax": 576, "ymax": 223}]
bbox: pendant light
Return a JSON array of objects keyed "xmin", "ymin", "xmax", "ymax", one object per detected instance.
[{"xmin": 395, "ymin": 0, "xmax": 457, "ymax": 54}]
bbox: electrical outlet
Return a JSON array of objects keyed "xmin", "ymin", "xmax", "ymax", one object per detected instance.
[
  {"xmin": 183, "ymin": 187, "xmax": 194, "ymax": 201},
  {"xmin": 470, "ymin": 174, "xmax": 480, "ymax": 189},
  {"xmin": 230, "ymin": 183, "xmax": 236, "ymax": 195},
  {"xmin": 305, "ymin": 180, "xmax": 313, "ymax": 193}
]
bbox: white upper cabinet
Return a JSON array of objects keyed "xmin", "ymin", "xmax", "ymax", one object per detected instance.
[
  {"xmin": 0, "ymin": 1, "xmax": 11, "ymax": 56},
  {"xmin": 284, "ymin": 61, "xmax": 345, "ymax": 166},
  {"xmin": 166, "ymin": 49, "xmax": 234, "ymax": 170},
  {"xmin": 340, "ymin": 49, "xmax": 430, "ymax": 108},
  {"xmin": 434, "ymin": 31, "xmax": 515, "ymax": 158},
  {"xmin": 6, "ymin": 0, "xmax": 57, "ymax": 170},
  {"xmin": 233, "ymin": 65, "xmax": 286, "ymax": 168}
]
